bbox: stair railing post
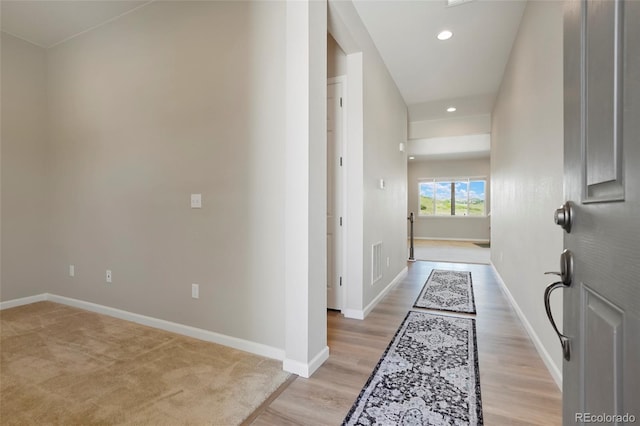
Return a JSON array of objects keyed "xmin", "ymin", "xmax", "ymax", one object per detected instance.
[{"xmin": 408, "ymin": 212, "xmax": 416, "ymax": 261}]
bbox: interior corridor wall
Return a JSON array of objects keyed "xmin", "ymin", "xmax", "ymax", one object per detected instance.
[
  {"xmin": 491, "ymin": 0, "xmax": 564, "ymax": 383},
  {"xmin": 44, "ymin": 1, "xmax": 287, "ymax": 351},
  {"xmin": 0, "ymin": 34, "xmax": 48, "ymax": 300},
  {"xmin": 327, "ymin": 34, "xmax": 346, "ymax": 78},
  {"xmin": 328, "ymin": 0, "xmax": 408, "ymax": 316},
  {"xmin": 361, "ymin": 38, "xmax": 408, "ymax": 308}
]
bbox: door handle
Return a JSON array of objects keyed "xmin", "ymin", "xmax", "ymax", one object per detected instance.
[
  {"xmin": 544, "ymin": 281, "xmax": 571, "ymax": 361},
  {"xmin": 543, "ymin": 249, "xmax": 573, "ymax": 361}
]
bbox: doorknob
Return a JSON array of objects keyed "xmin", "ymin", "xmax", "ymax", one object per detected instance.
[
  {"xmin": 544, "ymin": 249, "xmax": 573, "ymax": 361},
  {"xmin": 554, "ymin": 201, "xmax": 574, "ymax": 233}
]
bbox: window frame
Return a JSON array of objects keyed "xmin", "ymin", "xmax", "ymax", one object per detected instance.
[{"xmin": 417, "ymin": 176, "xmax": 487, "ymax": 218}]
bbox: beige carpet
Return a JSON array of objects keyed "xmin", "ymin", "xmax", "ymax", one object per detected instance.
[{"xmin": 0, "ymin": 302, "xmax": 290, "ymax": 425}]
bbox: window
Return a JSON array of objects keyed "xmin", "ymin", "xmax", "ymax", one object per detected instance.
[{"xmin": 419, "ymin": 178, "xmax": 486, "ymax": 216}]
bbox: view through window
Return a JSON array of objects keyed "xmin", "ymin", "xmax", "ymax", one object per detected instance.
[{"xmin": 419, "ymin": 178, "xmax": 486, "ymax": 216}]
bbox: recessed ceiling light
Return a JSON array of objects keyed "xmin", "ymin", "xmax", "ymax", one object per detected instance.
[
  {"xmin": 447, "ymin": 107, "xmax": 457, "ymax": 112},
  {"xmin": 437, "ymin": 30, "xmax": 453, "ymax": 41},
  {"xmin": 409, "ymin": 156, "xmax": 415, "ymax": 160}
]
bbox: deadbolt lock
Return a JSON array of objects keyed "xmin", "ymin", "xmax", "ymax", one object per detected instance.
[{"xmin": 554, "ymin": 201, "xmax": 574, "ymax": 233}]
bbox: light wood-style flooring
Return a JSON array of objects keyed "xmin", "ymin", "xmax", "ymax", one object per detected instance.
[
  {"xmin": 250, "ymin": 261, "xmax": 562, "ymax": 425},
  {"xmin": 410, "ymin": 239, "xmax": 491, "ymax": 264}
]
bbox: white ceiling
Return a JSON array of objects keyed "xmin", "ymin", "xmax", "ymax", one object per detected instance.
[
  {"xmin": 353, "ymin": 0, "xmax": 526, "ymax": 122},
  {"xmin": 1, "ymin": 0, "xmax": 525, "ymax": 160},
  {"xmin": 1, "ymin": 1, "xmax": 149, "ymax": 48}
]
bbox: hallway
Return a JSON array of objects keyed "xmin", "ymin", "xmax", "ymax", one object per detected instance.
[{"xmin": 250, "ymin": 261, "xmax": 561, "ymax": 425}]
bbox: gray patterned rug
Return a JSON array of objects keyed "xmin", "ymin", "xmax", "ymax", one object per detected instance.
[
  {"xmin": 343, "ymin": 311, "xmax": 483, "ymax": 426},
  {"xmin": 413, "ymin": 270, "xmax": 476, "ymax": 314}
]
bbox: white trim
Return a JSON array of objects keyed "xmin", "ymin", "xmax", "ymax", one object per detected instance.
[
  {"xmin": 1, "ymin": 293, "xmax": 284, "ymax": 361},
  {"xmin": 412, "ymin": 237, "xmax": 490, "ymax": 243},
  {"xmin": 341, "ymin": 308, "xmax": 365, "ymax": 320},
  {"xmin": 490, "ymin": 263, "xmax": 562, "ymax": 389},
  {"xmin": 0, "ymin": 293, "xmax": 47, "ymax": 310},
  {"xmin": 343, "ymin": 51, "xmax": 364, "ymax": 318},
  {"xmin": 327, "ymin": 76, "xmax": 347, "ymax": 311},
  {"xmin": 343, "ymin": 266, "xmax": 408, "ymax": 320},
  {"xmin": 283, "ymin": 345, "xmax": 329, "ymax": 378}
]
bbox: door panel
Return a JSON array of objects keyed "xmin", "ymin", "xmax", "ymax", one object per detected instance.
[
  {"xmin": 584, "ymin": 0, "xmax": 624, "ymax": 200},
  {"xmin": 582, "ymin": 286, "xmax": 623, "ymax": 416},
  {"xmin": 563, "ymin": 0, "xmax": 640, "ymax": 423}
]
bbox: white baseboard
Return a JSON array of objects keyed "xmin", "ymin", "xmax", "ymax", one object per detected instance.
[
  {"xmin": 341, "ymin": 308, "xmax": 365, "ymax": 320},
  {"xmin": 343, "ymin": 266, "xmax": 408, "ymax": 320},
  {"xmin": 412, "ymin": 237, "xmax": 490, "ymax": 243},
  {"xmin": 283, "ymin": 345, "xmax": 329, "ymax": 378},
  {"xmin": 1, "ymin": 293, "xmax": 285, "ymax": 362},
  {"xmin": 490, "ymin": 263, "xmax": 562, "ymax": 389},
  {"xmin": 0, "ymin": 294, "xmax": 47, "ymax": 310}
]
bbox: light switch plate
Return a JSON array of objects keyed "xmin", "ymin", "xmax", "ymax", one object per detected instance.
[
  {"xmin": 191, "ymin": 193, "xmax": 202, "ymax": 209},
  {"xmin": 192, "ymin": 283, "xmax": 199, "ymax": 299}
]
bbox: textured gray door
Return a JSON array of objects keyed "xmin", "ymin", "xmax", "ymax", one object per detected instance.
[{"xmin": 563, "ymin": 0, "xmax": 640, "ymax": 423}]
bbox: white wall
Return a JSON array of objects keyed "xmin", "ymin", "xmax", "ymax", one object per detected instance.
[
  {"xmin": 327, "ymin": 33, "xmax": 346, "ymax": 78},
  {"xmin": 362, "ymin": 48, "xmax": 408, "ymax": 307},
  {"xmin": 409, "ymin": 114, "xmax": 491, "ymax": 140},
  {"xmin": 491, "ymin": 0, "xmax": 564, "ymax": 384},
  {"xmin": 408, "ymin": 158, "xmax": 490, "ymax": 241},
  {"xmin": 0, "ymin": 34, "xmax": 48, "ymax": 300},
  {"xmin": 43, "ymin": 1, "xmax": 287, "ymax": 351},
  {"xmin": 283, "ymin": 0, "xmax": 329, "ymax": 377}
]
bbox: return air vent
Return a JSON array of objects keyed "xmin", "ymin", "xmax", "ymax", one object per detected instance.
[{"xmin": 372, "ymin": 242, "xmax": 383, "ymax": 285}]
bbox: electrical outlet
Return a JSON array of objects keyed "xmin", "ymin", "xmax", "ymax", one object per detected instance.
[
  {"xmin": 386, "ymin": 257, "xmax": 390, "ymax": 267},
  {"xmin": 69, "ymin": 264, "xmax": 75, "ymax": 277},
  {"xmin": 192, "ymin": 283, "xmax": 199, "ymax": 299},
  {"xmin": 106, "ymin": 269, "xmax": 112, "ymax": 283}
]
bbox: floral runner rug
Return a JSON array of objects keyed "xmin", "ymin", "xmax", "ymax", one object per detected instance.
[
  {"xmin": 413, "ymin": 269, "xmax": 476, "ymax": 314},
  {"xmin": 343, "ymin": 311, "xmax": 483, "ymax": 425}
]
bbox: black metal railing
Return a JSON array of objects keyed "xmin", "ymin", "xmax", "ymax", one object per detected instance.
[{"xmin": 407, "ymin": 212, "xmax": 415, "ymax": 261}]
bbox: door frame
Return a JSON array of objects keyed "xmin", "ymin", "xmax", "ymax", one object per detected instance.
[{"xmin": 327, "ymin": 75, "xmax": 347, "ymax": 312}]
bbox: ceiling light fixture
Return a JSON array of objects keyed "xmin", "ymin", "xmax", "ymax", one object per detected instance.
[
  {"xmin": 409, "ymin": 156, "xmax": 415, "ymax": 160},
  {"xmin": 437, "ymin": 30, "xmax": 453, "ymax": 41},
  {"xmin": 447, "ymin": 107, "xmax": 457, "ymax": 112}
]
